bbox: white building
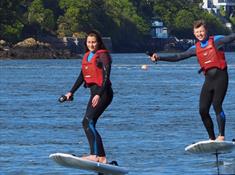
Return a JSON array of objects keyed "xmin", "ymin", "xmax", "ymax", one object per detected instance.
[
  {"xmin": 151, "ymin": 21, "xmax": 168, "ymax": 39},
  {"xmin": 202, "ymin": 0, "xmax": 235, "ymax": 30},
  {"xmin": 202, "ymin": 0, "xmax": 235, "ymax": 14}
]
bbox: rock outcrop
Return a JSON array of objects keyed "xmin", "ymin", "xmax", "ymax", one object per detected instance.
[{"xmin": 0, "ymin": 37, "xmax": 82, "ymax": 59}]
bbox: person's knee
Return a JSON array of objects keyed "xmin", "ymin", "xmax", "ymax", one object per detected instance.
[
  {"xmin": 199, "ymin": 106, "xmax": 209, "ymax": 118},
  {"xmin": 82, "ymin": 117, "xmax": 89, "ymax": 129},
  {"xmin": 213, "ymin": 101, "xmax": 222, "ymax": 115},
  {"xmin": 82, "ymin": 116, "xmax": 95, "ymax": 130}
]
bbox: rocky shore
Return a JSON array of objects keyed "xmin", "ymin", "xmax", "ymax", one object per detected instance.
[{"xmin": 0, "ymin": 38, "xmax": 82, "ymax": 59}]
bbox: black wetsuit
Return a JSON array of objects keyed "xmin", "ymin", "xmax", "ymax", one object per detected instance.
[
  {"xmin": 70, "ymin": 51, "xmax": 113, "ymax": 156},
  {"xmin": 157, "ymin": 33, "xmax": 235, "ymax": 140}
]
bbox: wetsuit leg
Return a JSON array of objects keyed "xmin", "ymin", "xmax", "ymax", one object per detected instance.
[
  {"xmin": 199, "ymin": 79, "xmax": 216, "ymax": 140},
  {"xmin": 212, "ymin": 69, "xmax": 228, "ymax": 137},
  {"xmin": 82, "ymin": 87, "xmax": 113, "ymax": 156}
]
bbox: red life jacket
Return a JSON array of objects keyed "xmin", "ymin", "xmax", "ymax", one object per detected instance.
[
  {"xmin": 82, "ymin": 49, "xmax": 108, "ymax": 87},
  {"xmin": 196, "ymin": 36, "xmax": 227, "ymax": 73}
]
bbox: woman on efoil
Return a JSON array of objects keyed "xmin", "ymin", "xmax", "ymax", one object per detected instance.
[
  {"xmin": 65, "ymin": 30, "xmax": 113, "ymax": 163},
  {"xmin": 149, "ymin": 19, "xmax": 235, "ymax": 141}
]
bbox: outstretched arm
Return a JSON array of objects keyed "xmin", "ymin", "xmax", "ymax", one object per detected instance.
[
  {"xmin": 214, "ymin": 33, "xmax": 235, "ymax": 49},
  {"xmin": 151, "ymin": 47, "xmax": 196, "ymax": 63}
]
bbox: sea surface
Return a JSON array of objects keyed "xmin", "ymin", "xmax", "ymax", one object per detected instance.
[{"xmin": 1, "ymin": 53, "xmax": 235, "ymax": 175}]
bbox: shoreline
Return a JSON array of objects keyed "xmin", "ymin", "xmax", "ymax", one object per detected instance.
[
  {"xmin": 0, "ymin": 47, "xmax": 82, "ymax": 60},
  {"xmin": 1, "ymin": 50, "xmax": 235, "ymax": 60}
]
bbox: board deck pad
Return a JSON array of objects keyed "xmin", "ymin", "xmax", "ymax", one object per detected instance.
[
  {"xmin": 185, "ymin": 140, "xmax": 235, "ymax": 154},
  {"xmin": 49, "ymin": 153, "xmax": 128, "ymax": 175}
]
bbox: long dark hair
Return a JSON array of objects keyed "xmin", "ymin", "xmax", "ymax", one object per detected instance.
[{"xmin": 84, "ymin": 30, "xmax": 107, "ymax": 52}]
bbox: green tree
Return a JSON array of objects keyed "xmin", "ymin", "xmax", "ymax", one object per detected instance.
[
  {"xmin": 57, "ymin": 0, "xmax": 149, "ymax": 51},
  {"xmin": 173, "ymin": 10, "xmax": 195, "ymax": 38},
  {"xmin": 57, "ymin": 0, "xmax": 92, "ymax": 36},
  {"xmin": 202, "ymin": 12, "xmax": 230, "ymax": 35},
  {"xmin": 28, "ymin": 0, "xmax": 55, "ymax": 32},
  {"xmin": 151, "ymin": 0, "xmax": 229, "ymax": 38},
  {"xmin": 0, "ymin": 0, "xmax": 231, "ymax": 50},
  {"xmin": 101, "ymin": 0, "xmax": 149, "ymax": 51},
  {"xmin": 152, "ymin": 0, "xmax": 191, "ymax": 30},
  {"xmin": 130, "ymin": 0, "xmax": 154, "ymax": 21},
  {"xmin": 0, "ymin": 0, "xmax": 24, "ymax": 42}
]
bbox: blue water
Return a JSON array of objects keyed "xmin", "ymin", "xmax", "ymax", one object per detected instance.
[{"xmin": 1, "ymin": 53, "xmax": 235, "ymax": 175}]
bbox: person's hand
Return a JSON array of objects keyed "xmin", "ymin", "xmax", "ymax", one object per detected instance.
[
  {"xmin": 65, "ymin": 92, "xmax": 73, "ymax": 100},
  {"xmin": 150, "ymin": 53, "xmax": 159, "ymax": 62},
  {"xmin": 92, "ymin": 95, "xmax": 100, "ymax": 107}
]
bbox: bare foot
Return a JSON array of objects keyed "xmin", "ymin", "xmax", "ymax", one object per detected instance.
[
  {"xmin": 98, "ymin": 156, "xmax": 107, "ymax": 164},
  {"xmin": 82, "ymin": 155, "xmax": 99, "ymax": 162},
  {"xmin": 216, "ymin": 136, "xmax": 225, "ymax": 141}
]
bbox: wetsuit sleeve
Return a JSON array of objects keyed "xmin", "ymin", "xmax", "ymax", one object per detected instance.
[
  {"xmin": 214, "ymin": 33, "xmax": 235, "ymax": 49},
  {"xmin": 69, "ymin": 70, "xmax": 84, "ymax": 94},
  {"xmin": 96, "ymin": 52, "xmax": 112, "ymax": 96},
  {"xmin": 158, "ymin": 46, "xmax": 196, "ymax": 62}
]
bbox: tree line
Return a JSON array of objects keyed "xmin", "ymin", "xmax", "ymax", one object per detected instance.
[{"xmin": 0, "ymin": 0, "xmax": 233, "ymax": 51}]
